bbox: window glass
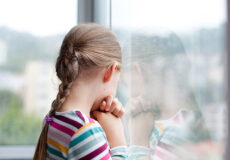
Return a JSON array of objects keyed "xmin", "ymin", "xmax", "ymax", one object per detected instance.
[
  {"xmin": 112, "ymin": 0, "xmax": 227, "ymax": 159},
  {"xmin": 0, "ymin": 0, "xmax": 76, "ymax": 145}
]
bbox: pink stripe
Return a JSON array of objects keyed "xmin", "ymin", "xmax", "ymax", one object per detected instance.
[
  {"xmin": 50, "ymin": 121, "xmax": 74, "ymax": 136},
  {"xmin": 79, "ymin": 142, "xmax": 107, "ymax": 160},
  {"xmin": 100, "ymin": 151, "xmax": 110, "ymax": 160},
  {"xmin": 75, "ymin": 111, "xmax": 85, "ymax": 122},
  {"xmin": 173, "ymin": 114, "xmax": 179, "ymax": 122},
  {"xmin": 155, "ymin": 148, "xmax": 171, "ymax": 160},
  {"xmin": 54, "ymin": 115, "xmax": 83, "ymax": 129},
  {"xmin": 158, "ymin": 141, "xmax": 173, "ymax": 152},
  {"xmin": 48, "ymin": 126, "xmax": 69, "ymax": 145},
  {"xmin": 88, "ymin": 117, "xmax": 95, "ymax": 123}
]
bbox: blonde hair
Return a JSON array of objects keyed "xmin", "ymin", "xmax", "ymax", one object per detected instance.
[{"xmin": 33, "ymin": 23, "xmax": 122, "ymax": 160}]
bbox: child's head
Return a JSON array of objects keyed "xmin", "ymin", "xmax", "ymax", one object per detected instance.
[
  {"xmin": 33, "ymin": 23, "xmax": 122, "ymax": 159},
  {"xmin": 51, "ymin": 23, "xmax": 122, "ymax": 114}
]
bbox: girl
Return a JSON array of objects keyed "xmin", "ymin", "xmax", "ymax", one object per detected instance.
[{"xmin": 33, "ymin": 23, "xmax": 127, "ymax": 160}]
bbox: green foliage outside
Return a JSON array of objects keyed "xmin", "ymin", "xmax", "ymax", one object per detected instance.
[
  {"xmin": 0, "ymin": 26, "xmax": 63, "ymax": 73},
  {"xmin": 0, "ymin": 90, "xmax": 42, "ymax": 145}
]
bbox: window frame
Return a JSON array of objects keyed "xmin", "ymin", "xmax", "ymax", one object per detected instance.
[{"xmin": 225, "ymin": 0, "xmax": 230, "ymax": 159}]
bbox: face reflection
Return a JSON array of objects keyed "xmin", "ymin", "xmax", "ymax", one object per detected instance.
[{"xmin": 130, "ymin": 63, "xmax": 146, "ymax": 97}]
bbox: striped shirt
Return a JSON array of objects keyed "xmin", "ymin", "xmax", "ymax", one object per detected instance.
[{"xmin": 44, "ymin": 109, "xmax": 128, "ymax": 160}]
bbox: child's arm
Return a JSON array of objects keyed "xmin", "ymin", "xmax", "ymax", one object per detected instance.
[
  {"xmin": 68, "ymin": 120, "xmax": 127, "ymax": 160},
  {"xmin": 92, "ymin": 111, "xmax": 126, "ymax": 148}
]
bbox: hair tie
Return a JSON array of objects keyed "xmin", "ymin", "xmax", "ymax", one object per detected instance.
[{"xmin": 45, "ymin": 114, "xmax": 53, "ymax": 123}]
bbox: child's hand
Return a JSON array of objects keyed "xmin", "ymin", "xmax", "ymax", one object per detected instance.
[
  {"xmin": 91, "ymin": 111, "xmax": 126, "ymax": 148},
  {"xmin": 99, "ymin": 95, "xmax": 125, "ymax": 118}
]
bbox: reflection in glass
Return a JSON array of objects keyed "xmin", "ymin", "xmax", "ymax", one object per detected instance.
[{"xmin": 113, "ymin": 0, "xmax": 227, "ymax": 159}]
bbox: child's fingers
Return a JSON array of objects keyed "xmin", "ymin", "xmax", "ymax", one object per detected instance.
[
  {"xmin": 117, "ymin": 107, "xmax": 125, "ymax": 118},
  {"xmin": 110, "ymin": 97, "xmax": 120, "ymax": 113},
  {"xmin": 108, "ymin": 101, "xmax": 116, "ymax": 112},
  {"xmin": 100, "ymin": 100, "xmax": 106, "ymax": 111},
  {"xmin": 112, "ymin": 103, "xmax": 122, "ymax": 117},
  {"xmin": 105, "ymin": 95, "xmax": 113, "ymax": 111}
]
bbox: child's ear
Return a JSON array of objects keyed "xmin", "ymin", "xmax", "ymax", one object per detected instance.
[{"xmin": 103, "ymin": 64, "xmax": 117, "ymax": 82}]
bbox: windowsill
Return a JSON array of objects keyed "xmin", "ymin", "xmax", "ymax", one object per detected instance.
[{"xmin": 0, "ymin": 145, "xmax": 35, "ymax": 160}]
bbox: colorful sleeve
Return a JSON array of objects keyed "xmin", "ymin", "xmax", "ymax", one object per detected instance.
[
  {"xmin": 68, "ymin": 122, "xmax": 128, "ymax": 160},
  {"xmin": 110, "ymin": 146, "xmax": 128, "ymax": 160}
]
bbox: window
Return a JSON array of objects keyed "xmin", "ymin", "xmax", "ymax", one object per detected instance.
[
  {"xmin": 112, "ymin": 0, "xmax": 227, "ymax": 159},
  {"xmin": 0, "ymin": 0, "xmax": 228, "ymax": 159}
]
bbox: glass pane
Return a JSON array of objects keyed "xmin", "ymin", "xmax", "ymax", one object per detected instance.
[
  {"xmin": 0, "ymin": 0, "xmax": 76, "ymax": 145},
  {"xmin": 112, "ymin": 0, "xmax": 227, "ymax": 159}
]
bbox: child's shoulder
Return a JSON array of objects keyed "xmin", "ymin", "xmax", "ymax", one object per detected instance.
[
  {"xmin": 54, "ymin": 109, "xmax": 97, "ymax": 125},
  {"xmin": 53, "ymin": 109, "xmax": 101, "ymax": 136},
  {"xmin": 46, "ymin": 109, "xmax": 105, "ymax": 158}
]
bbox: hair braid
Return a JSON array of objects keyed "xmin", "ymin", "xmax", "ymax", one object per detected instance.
[
  {"xmin": 33, "ymin": 49, "xmax": 79, "ymax": 160},
  {"xmin": 49, "ymin": 51, "xmax": 79, "ymax": 116}
]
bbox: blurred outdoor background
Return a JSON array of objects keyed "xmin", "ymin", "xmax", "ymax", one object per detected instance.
[{"xmin": 0, "ymin": 0, "xmax": 228, "ymax": 159}]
